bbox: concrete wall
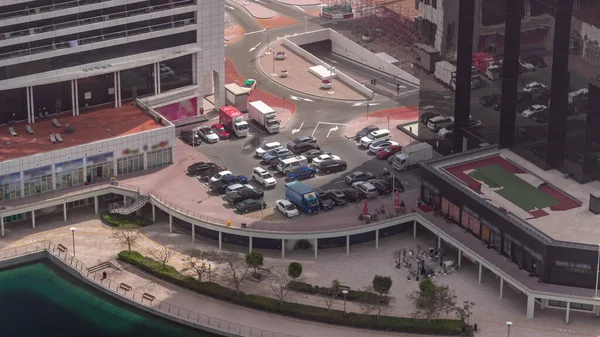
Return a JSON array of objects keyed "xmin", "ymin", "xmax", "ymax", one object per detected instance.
[
  {"xmin": 0, "ymin": 251, "xmax": 46, "ymax": 269},
  {"xmin": 281, "ymin": 36, "xmax": 374, "ymax": 99}
]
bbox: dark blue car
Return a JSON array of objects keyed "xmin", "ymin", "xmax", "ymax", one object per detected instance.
[{"xmin": 286, "ymin": 166, "xmax": 317, "ymax": 181}]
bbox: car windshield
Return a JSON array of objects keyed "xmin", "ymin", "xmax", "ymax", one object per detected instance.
[
  {"xmin": 238, "ymin": 124, "xmax": 249, "ymax": 130},
  {"xmin": 367, "ymin": 133, "xmax": 377, "ymax": 140},
  {"xmin": 214, "ymin": 126, "xmax": 225, "ymax": 131},
  {"xmin": 266, "ymin": 120, "xmax": 280, "ymax": 126},
  {"xmin": 285, "ymin": 204, "xmax": 295, "ymax": 210},
  {"xmin": 204, "ymin": 128, "xmax": 215, "ymax": 135},
  {"xmin": 263, "ymin": 173, "xmax": 273, "ymax": 179}
]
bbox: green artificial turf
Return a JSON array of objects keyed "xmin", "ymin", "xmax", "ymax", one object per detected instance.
[{"xmin": 468, "ymin": 164, "xmax": 558, "ymax": 211}]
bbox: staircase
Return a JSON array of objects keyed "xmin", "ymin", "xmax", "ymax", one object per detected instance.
[
  {"xmin": 110, "ymin": 195, "xmax": 150, "ymax": 215},
  {"xmin": 87, "ymin": 261, "xmax": 121, "ymax": 273}
]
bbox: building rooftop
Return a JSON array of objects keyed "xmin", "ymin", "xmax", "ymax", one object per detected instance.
[
  {"xmin": 430, "ymin": 147, "xmax": 600, "ymax": 245},
  {"xmin": 0, "ymin": 104, "xmax": 161, "ymax": 162}
]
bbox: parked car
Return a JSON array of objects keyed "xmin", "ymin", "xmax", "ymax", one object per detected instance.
[
  {"xmin": 352, "ymin": 181, "xmax": 379, "ymax": 199},
  {"xmin": 262, "ymin": 148, "xmax": 291, "ymax": 161},
  {"xmin": 315, "ymin": 189, "xmax": 335, "ymax": 210},
  {"xmin": 311, "ymin": 154, "xmax": 340, "ymax": 166},
  {"xmin": 354, "ymin": 125, "xmax": 379, "ymax": 139},
  {"xmin": 316, "ymin": 159, "xmax": 347, "ymax": 174},
  {"xmin": 518, "ymin": 57, "xmax": 536, "ymax": 72},
  {"xmin": 376, "ymin": 145, "xmax": 403, "ymax": 160},
  {"xmin": 211, "ymin": 176, "xmax": 249, "ymax": 194},
  {"xmin": 480, "ymin": 94, "xmax": 501, "ymax": 107},
  {"xmin": 359, "ymin": 129, "xmax": 391, "ymax": 147},
  {"xmin": 327, "ymin": 189, "xmax": 348, "ymax": 206},
  {"xmin": 197, "ymin": 166, "xmax": 227, "ymax": 180},
  {"xmin": 522, "ymin": 81, "xmax": 546, "ymax": 94},
  {"xmin": 287, "ymin": 136, "xmax": 317, "ymax": 149},
  {"xmin": 303, "ymin": 149, "xmax": 326, "ymax": 162},
  {"xmin": 419, "ymin": 112, "xmax": 440, "ymax": 126},
  {"xmin": 196, "ymin": 126, "xmax": 219, "ymax": 143},
  {"xmin": 210, "ymin": 170, "xmax": 232, "ymax": 182},
  {"xmin": 380, "ymin": 172, "xmax": 405, "ymax": 191},
  {"xmin": 187, "ymin": 162, "xmax": 218, "ymax": 175},
  {"xmin": 368, "ymin": 140, "xmax": 399, "ymax": 153},
  {"xmin": 181, "ymin": 129, "xmax": 202, "ymax": 146},
  {"xmin": 522, "ymin": 104, "xmax": 548, "ymax": 118},
  {"xmin": 286, "ymin": 166, "xmax": 317, "ymax": 181},
  {"xmin": 438, "ymin": 120, "xmax": 481, "ymax": 138},
  {"xmin": 276, "ymin": 199, "xmax": 299, "ymax": 218},
  {"xmin": 251, "ymin": 167, "xmax": 277, "ymax": 188},
  {"xmin": 211, "ymin": 123, "xmax": 230, "ymax": 139},
  {"xmin": 242, "ymin": 79, "xmax": 257, "ymax": 93},
  {"xmin": 235, "ymin": 199, "xmax": 266, "ymax": 213},
  {"xmin": 226, "ymin": 187, "xmax": 265, "ymax": 205},
  {"xmin": 225, "ymin": 183, "xmax": 251, "ymax": 197},
  {"xmin": 255, "ymin": 142, "xmax": 281, "ymax": 157},
  {"xmin": 368, "ymin": 179, "xmax": 392, "ymax": 195},
  {"xmin": 291, "ymin": 142, "xmax": 320, "ymax": 154},
  {"xmin": 345, "ymin": 171, "xmax": 375, "ymax": 184},
  {"xmin": 527, "ymin": 55, "xmax": 547, "ymax": 69},
  {"xmin": 427, "ymin": 116, "xmax": 454, "ymax": 132},
  {"xmin": 342, "ymin": 188, "xmax": 363, "ymax": 202}
]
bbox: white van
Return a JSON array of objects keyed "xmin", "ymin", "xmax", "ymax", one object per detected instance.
[
  {"xmin": 568, "ymin": 88, "xmax": 588, "ymax": 104},
  {"xmin": 277, "ymin": 156, "xmax": 308, "ymax": 174},
  {"xmin": 359, "ymin": 129, "xmax": 391, "ymax": 147}
]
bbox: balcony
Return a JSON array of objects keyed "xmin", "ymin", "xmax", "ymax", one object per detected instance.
[
  {"xmin": 0, "ymin": 0, "xmax": 107, "ymax": 21},
  {"xmin": 0, "ymin": 18, "xmax": 196, "ymax": 63},
  {"xmin": 0, "ymin": 0, "xmax": 195, "ymax": 47}
]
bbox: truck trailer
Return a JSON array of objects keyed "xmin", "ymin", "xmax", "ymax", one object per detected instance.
[
  {"xmin": 219, "ymin": 106, "xmax": 249, "ymax": 137},
  {"xmin": 248, "ymin": 100, "xmax": 280, "ymax": 133},
  {"xmin": 284, "ymin": 181, "xmax": 319, "ymax": 214},
  {"xmin": 434, "ymin": 61, "xmax": 456, "ymax": 91},
  {"xmin": 391, "ymin": 142, "xmax": 433, "ymax": 171},
  {"xmin": 225, "ymin": 83, "xmax": 249, "ymax": 112}
]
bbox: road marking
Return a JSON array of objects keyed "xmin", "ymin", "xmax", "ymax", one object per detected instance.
[
  {"xmin": 244, "ymin": 29, "xmax": 267, "ymax": 36},
  {"xmin": 292, "ymin": 122, "xmax": 304, "ymax": 134},
  {"xmin": 323, "ymin": 57, "xmax": 338, "ymax": 64},
  {"xmin": 327, "ymin": 126, "xmax": 339, "ymax": 138},
  {"xmin": 310, "ymin": 122, "xmax": 349, "ymax": 137},
  {"xmin": 351, "ymin": 102, "xmax": 381, "ymax": 107},
  {"xmin": 225, "ymin": 5, "xmax": 235, "ymax": 10},
  {"xmin": 289, "ymin": 95, "xmax": 314, "ymax": 102},
  {"xmin": 294, "ymin": 5, "xmax": 305, "ymax": 11},
  {"xmin": 396, "ymin": 88, "xmax": 419, "ymax": 96},
  {"xmin": 422, "ymin": 105, "xmax": 435, "ymax": 109},
  {"xmin": 249, "ymin": 42, "xmax": 261, "ymax": 52}
]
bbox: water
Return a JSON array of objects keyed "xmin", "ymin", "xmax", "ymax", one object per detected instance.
[{"xmin": 0, "ymin": 262, "xmax": 217, "ymax": 337}]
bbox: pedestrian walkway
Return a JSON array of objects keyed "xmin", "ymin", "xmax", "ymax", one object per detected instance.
[{"xmin": 229, "ymin": 0, "xmax": 277, "ymax": 19}]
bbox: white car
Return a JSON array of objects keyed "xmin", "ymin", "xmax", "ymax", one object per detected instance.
[
  {"xmin": 522, "ymin": 105, "xmax": 548, "ymax": 118},
  {"xmin": 252, "ymin": 167, "xmax": 277, "ymax": 188},
  {"xmin": 523, "ymin": 81, "xmax": 546, "ymax": 93},
  {"xmin": 210, "ymin": 170, "xmax": 232, "ymax": 182},
  {"xmin": 311, "ymin": 154, "xmax": 340, "ymax": 166},
  {"xmin": 519, "ymin": 57, "xmax": 535, "ymax": 72},
  {"xmin": 276, "ymin": 199, "xmax": 299, "ymax": 218},
  {"xmin": 352, "ymin": 181, "xmax": 379, "ymax": 199},
  {"xmin": 368, "ymin": 140, "xmax": 399, "ymax": 153},
  {"xmin": 255, "ymin": 142, "xmax": 281, "ymax": 157},
  {"xmin": 225, "ymin": 183, "xmax": 245, "ymax": 194},
  {"xmin": 438, "ymin": 125, "xmax": 454, "ymax": 138}
]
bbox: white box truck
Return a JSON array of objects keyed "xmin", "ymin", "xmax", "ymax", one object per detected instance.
[
  {"xmin": 392, "ymin": 142, "xmax": 433, "ymax": 171},
  {"xmin": 248, "ymin": 100, "xmax": 280, "ymax": 133},
  {"xmin": 225, "ymin": 83, "xmax": 249, "ymax": 112},
  {"xmin": 434, "ymin": 61, "xmax": 456, "ymax": 91}
]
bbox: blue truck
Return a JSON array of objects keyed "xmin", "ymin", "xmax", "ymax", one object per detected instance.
[{"xmin": 284, "ymin": 181, "xmax": 320, "ymax": 214}]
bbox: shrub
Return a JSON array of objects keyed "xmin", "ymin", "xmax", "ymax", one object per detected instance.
[
  {"xmin": 101, "ymin": 212, "xmax": 146, "ymax": 227},
  {"xmin": 287, "ymin": 281, "xmax": 388, "ymax": 305},
  {"xmin": 117, "ymin": 251, "xmax": 463, "ymax": 335},
  {"xmin": 287, "ymin": 262, "xmax": 303, "ymax": 281}
]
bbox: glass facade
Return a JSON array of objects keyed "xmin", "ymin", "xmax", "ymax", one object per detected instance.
[
  {"xmin": 147, "ymin": 148, "xmax": 173, "ymax": 169},
  {"xmin": 121, "ymin": 64, "xmax": 154, "ymax": 100},
  {"xmin": 32, "ymin": 81, "xmax": 73, "ymax": 117},
  {"xmin": 159, "ymin": 54, "xmax": 194, "ymax": 93},
  {"xmin": 117, "ymin": 154, "xmax": 144, "ymax": 175},
  {"xmin": 55, "ymin": 159, "xmax": 85, "ymax": 189},
  {"xmin": 0, "ymin": 173, "xmax": 21, "ymax": 201},
  {"xmin": 0, "ymin": 88, "xmax": 27, "ymax": 124},
  {"xmin": 78, "ymin": 74, "xmax": 115, "ymax": 110},
  {"xmin": 86, "ymin": 152, "xmax": 114, "ymax": 182}
]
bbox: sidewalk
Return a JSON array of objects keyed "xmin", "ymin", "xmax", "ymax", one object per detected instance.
[{"xmin": 229, "ymin": 0, "xmax": 277, "ymax": 19}]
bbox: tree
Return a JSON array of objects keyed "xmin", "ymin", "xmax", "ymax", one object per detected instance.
[
  {"xmin": 318, "ymin": 279, "xmax": 341, "ymax": 312},
  {"xmin": 287, "ymin": 262, "xmax": 303, "ymax": 281},
  {"xmin": 372, "ymin": 275, "xmax": 393, "ymax": 299},
  {"xmin": 358, "ymin": 285, "xmax": 394, "ymax": 321},
  {"xmin": 111, "ymin": 224, "xmax": 142, "ymax": 252},
  {"xmin": 408, "ymin": 278, "xmax": 457, "ymax": 321},
  {"xmin": 219, "ymin": 252, "xmax": 251, "ymax": 294},
  {"xmin": 145, "ymin": 245, "xmax": 174, "ymax": 270},
  {"xmin": 183, "ymin": 249, "xmax": 217, "ymax": 282},
  {"xmin": 392, "ymin": 249, "xmax": 402, "ymax": 268},
  {"xmin": 268, "ymin": 266, "xmax": 293, "ymax": 308},
  {"xmin": 455, "ymin": 301, "xmax": 475, "ymax": 328},
  {"xmin": 245, "ymin": 251, "xmax": 264, "ymax": 276}
]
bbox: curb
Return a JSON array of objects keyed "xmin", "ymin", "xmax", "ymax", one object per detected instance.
[
  {"xmin": 255, "ymin": 44, "xmax": 372, "ymax": 103},
  {"xmin": 228, "ymin": 0, "xmax": 277, "ymax": 19},
  {"xmin": 270, "ymin": 0, "xmax": 320, "ymax": 6}
]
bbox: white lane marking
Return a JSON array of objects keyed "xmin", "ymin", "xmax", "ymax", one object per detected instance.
[
  {"xmin": 311, "ymin": 122, "xmax": 349, "ymax": 137},
  {"xmin": 327, "ymin": 126, "xmax": 339, "ymax": 138},
  {"xmin": 294, "ymin": 5, "xmax": 305, "ymax": 11},
  {"xmin": 292, "ymin": 122, "xmax": 304, "ymax": 134},
  {"xmin": 249, "ymin": 42, "xmax": 261, "ymax": 52},
  {"xmin": 289, "ymin": 95, "xmax": 313, "ymax": 102},
  {"xmin": 396, "ymin": 88, "xmax": 419, "ymax": 96},
  {"xmin": 351, "ymin": 102, "xmax": 381, "ymax": 107},
  {"xmin": 225, "ymin": 5, "xmax": 235, "ymax": 10},
  {"xmin": 323, "ymin": 57, "xmax": 338, "ymax": 64},
  {"xmin": 244, "ymin": 29, "xmax": 267, "ymax": 36}
]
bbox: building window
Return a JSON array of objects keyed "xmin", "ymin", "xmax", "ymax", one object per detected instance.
[
  {"xmin": 147, "ymin": 148, "xmax": 173, "ymax": 169},
  {"xmin": 55, "ymin": 168, "xmax": 84, "ymax": 189},
  {"xmin": 86, "ymin": 161, "xmax": 113, "ymax": 182},
  {"xmin": 461, "ymin": 210, "xmax": 481, "ymax": 236},
  {"xmin": 503, "ymin": 236, "xmax": 513, "ymax": 258},
  {"xmin": 548, "ymin": 300, "xmax": 593, "ymax": 311},
  {"xmin": 117, "ymin": 154, "xmax": 144, "ymax": 175},
  {"xmin": 441, "ymin": 198, "xmax": 460, "ymax": 222},
  {"xmin": 24, "ymin": 175, "xmax": 53, "ymax": 196},
  {"xmin": 3, "ymin": 213, "xmax": 25, "ymax": 224},
  {"xmin": 0, "ymin": 182, "xmax": 21, "ymax": 201},
  {"xmin": 490, "ymin": 231, "xmax": 501, "ymax": 251}
]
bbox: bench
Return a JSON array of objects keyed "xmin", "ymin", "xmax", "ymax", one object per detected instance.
[
  {"xmin": 8, "ymin": 127, "xmax": 17, "ymax": 136},
  {"xmin": 52, "ymin": 118, "xmax": 61, "ymax": 128},
  {"xmin": 142, "ymin": 293, "xmax": 155, "ymax": 303},
  {"xmin": 55, "ymin": 133, "xmax": 63, "ymax": 142},
  {"xmin": 119, "ymin": 283, "xmax": 132, "ymax": 292},
  {"xmin": 26, "ymin": 125, "xmax": 34, "ymax": 135},
  {"xmin": 57, "ymin": 244, "xmax": 68, "ymax": 252},
  {"xmin": 50, "ymin": 134, "xmax": 57, "ymax": 144}
]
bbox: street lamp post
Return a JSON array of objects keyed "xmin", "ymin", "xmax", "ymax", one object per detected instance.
[
  {"xmin": 265, "ymin": 28, "xmax": 270, "ymax": 55},
  {"xmin": 366, "ymin": 103, "xmax": 370, "ymax": 119},
  {"xmin": 595, "ymin": 244, "xmax": 600, "ymax": 298},
  {"xmin": 208, "ymin": 262, "xmax": 212, "ymax": 282},
  {"xmin": 506, "ymin": 321, "xmax": 512, "ymax": 337},
  {"xmin": 70, "ymin": 227, "xmax": 76, "ymax": 256},
  {"xmin": 342, "ymin": 289, "xmax": 348, "ymax": 313},
  {"xmin": 271, "ymin": 49, "xmax": 277, "ymax": 76}
]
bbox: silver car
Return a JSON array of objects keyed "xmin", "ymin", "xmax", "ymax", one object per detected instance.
[
  {"xmin": 225, "ymin": 184, "xmax": 255, "ymax": 199},
  {"xmin": 352, "ymin": 181, "xmax": 379, "ymax": 199}
]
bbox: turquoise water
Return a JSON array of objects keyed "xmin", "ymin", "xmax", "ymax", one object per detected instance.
[{"xmin": 0, "ymin": 262, "xmax": 216, "ymax": 337}]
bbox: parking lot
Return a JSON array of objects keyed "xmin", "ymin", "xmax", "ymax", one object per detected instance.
[{"xmin": 181, "ymin": 125, "xmax": 422, "ymax": 220}]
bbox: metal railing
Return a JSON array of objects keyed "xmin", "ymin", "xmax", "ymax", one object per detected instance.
[
  {"xmin": 0, "ymin": 18, "xmax": 196, "ymax": 61},
  {"xmin": 1, "ymin": 0, "xmax": 194, "ymax": 41},
  {"xmin": 0, "ymin": 0, "xmax": 105, "ymax": 21},
  {"xmin": 0, "ymin": 241, "xmax": 297, "ymax": 337}
]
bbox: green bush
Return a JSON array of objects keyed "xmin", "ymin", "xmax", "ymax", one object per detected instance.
[
  {"xmin": 287, "ymin": 281, "xmax": 388, "ymax": 305},
  {"xmin": 101, "ymin": 212, "xmax": 146, "ymax": 227},
  {"xmin": 118, "ymin": 251, "xmax": 464, "ymax": 335}
]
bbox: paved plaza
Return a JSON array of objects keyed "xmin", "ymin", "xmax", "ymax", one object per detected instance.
[{"xmin": 1, "ymin": 207, "xmax": 599, "ymax": 337}]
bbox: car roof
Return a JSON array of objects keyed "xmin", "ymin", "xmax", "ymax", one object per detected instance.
[
  {"xmin": 278, "ymin": 199, "xmax": 292, "ymax": 205},
  {"xmin": 212, "ymin": 123, "xmax": 224, "ymax": 128},
  {"xmin": 264, "ymin": 141, "xmax": 280, "ymax": 147}
]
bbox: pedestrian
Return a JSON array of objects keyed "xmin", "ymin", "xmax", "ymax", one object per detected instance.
[{"xmin": 396, "ymin": 83, "xmax": 400, "ymax": 96}]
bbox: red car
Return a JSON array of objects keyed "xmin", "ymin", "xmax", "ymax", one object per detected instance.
[
  {"xmin": 377, "ymin": 145, "xmax": 403, "ymax": 160},
  {"xmin": 211, "ymin": 123, "xmax": 230, "ymax": 139}
]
